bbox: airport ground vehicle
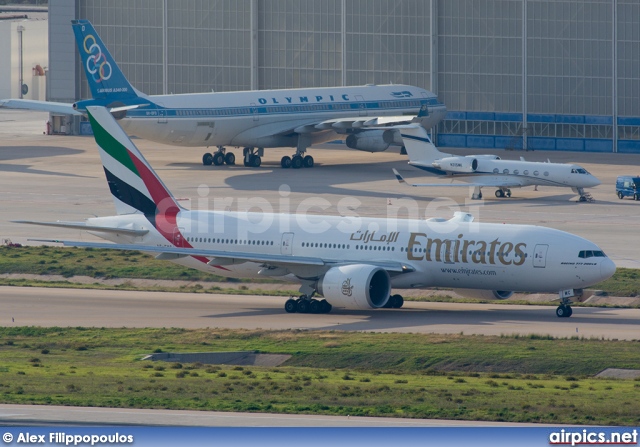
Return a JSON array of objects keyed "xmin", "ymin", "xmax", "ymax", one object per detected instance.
[{"xmin": 616, "ymin": 176, "xmax": 640, "ymax": 200}]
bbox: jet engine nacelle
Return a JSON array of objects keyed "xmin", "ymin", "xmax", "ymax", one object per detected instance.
[
  {"xmin": 454, "ymin": 289, "xmax": 514, "ymax": 300},
  {"xmin": 345, "ymin": 130, "xmax": 395, "ymax": 152},
  {"xmin": 433, "ymin": 156, "xmax": 478, "ymax": 173},
  {"xmin": 317, "ymin": 264, "xmax": 391, "ymax": 309}
]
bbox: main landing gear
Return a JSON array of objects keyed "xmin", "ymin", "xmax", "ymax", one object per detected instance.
[
  {"xmin": 283, "ymin": 293, "xmax": 404, "ymax": 314},
  {"xmin": 495, "ymin": 188, "xmax": 512, "ymax": 198},
  {"xmin": 284, "ymin": 296, "xmax": 332, "ymax": 314},
  {"xmin": 202, "ymin": 146, "xmax": 235, "ymax": 166},
  {"xmin": 202, "ymin": 146, "xmax": 316, "ymax": 169},
  {"xmin": 243, "ymin": 147, "xmax": 263, "ymax": 167},
  {"xmin": 280, "ymin": 154, "xmax": 314, "ymax": 169},
  {"xmin": 384, "ymin": 294, "xmax": 404, "ymax": 308}
]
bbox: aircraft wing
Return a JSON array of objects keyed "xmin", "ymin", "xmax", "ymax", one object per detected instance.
[
  {"xmin": 392, "ymin": 169, "xmax": 524, "ymax": 188},
  {"xmin": 29, "ymin": 239, "xmax": 413, "ymax": 274},
  {"xmin": 309, "ymin": 115, "xmax": 419, "ymax": 132},
  {"xmin": 0, "ymin": 99, "xmax": 83, "ymax": 116}
]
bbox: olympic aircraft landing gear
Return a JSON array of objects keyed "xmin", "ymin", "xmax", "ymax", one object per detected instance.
[
  {"xmin": 243, "ymin": 147, "xmax": 263, "ymax": 167},
  {"xmin": 281, "ymin": 154, "xmax": 314, "ymax": 169},
  {"xmin": 202, "ymin": 146, "xmax": 236, "ymax": 166},
  {"xmin": 281, "ymin": 135, "xmax": 314, "ymax": 169}
]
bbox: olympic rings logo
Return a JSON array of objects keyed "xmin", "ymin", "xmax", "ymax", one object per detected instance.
[{"xmin": 83, "ymin": 35, "xmax": 112, "ymax": 83}]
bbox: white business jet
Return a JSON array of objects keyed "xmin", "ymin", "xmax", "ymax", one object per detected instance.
[
  {"xmin": 0, "ymin": 20, "xmax": 446, "ymax": 169},
  {"xmin": 16, "ymin": 107, "xmax": 615, "ymax": 318},
  {"xmin": 392, "ymin": 126, "xmax": 601, "ymax": 201}
]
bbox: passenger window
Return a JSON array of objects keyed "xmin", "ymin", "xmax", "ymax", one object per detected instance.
[
  {"xmin": 503, "ymin": 169, "xmax": 509, "ymax": 174},
  {"xmin": 513, "ymin": 169, "xmax": 519, "ymax": 175},
  {"xmin": 533, "ymin": 170, "xmax": 539, "ymax": 176},
  {"xmin": 544, "ymin": 171, "xmax": 549, "ymax": 176},
  {"xmin": 493, "ymin": 168, "xmax": 499, "ymax": 174},
  {"xmin": 523, "ymin": 170, "xmax": 529, "ymax": 175}
]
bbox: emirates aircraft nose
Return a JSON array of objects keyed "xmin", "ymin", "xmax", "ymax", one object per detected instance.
[{"xmin": 600, "ymin": 258, "xmax": 616, "ymax": 281}]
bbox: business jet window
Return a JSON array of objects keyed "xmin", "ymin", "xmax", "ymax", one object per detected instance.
[
  {"xmin": 544, "ymin": 171, "xmax": 549, "ymax": 176},
  {"xmin": 578, "ymin": 250, "xmax": 606, "ymax": 258},
  {"xmin": 513, "ymin": 169, "xmax": 519, "ymax": 175},
  {"xmin": 533, "ymin": 170, "xmax": 539, "ymax": 176},
  {"xmin": 503, "ymin": 169, "xmax": 509, "ymax": 174},
  {"xmin": 493, "ymin": 168, "xmax": 499, "ymax": 174},
  {"xmin": 523, "ymin": 170, "xmax": 529, "ymax": 175}
]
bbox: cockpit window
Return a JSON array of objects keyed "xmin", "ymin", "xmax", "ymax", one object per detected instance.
[
  {"xmin": 577, "ymin": 168, "xmax": 588, "ymax": 174},
  {"xmin": 578, "ymin": 250, "xmax": 606, "ymax": 258}
]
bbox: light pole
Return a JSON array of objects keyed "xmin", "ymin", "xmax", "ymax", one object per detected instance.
[{"xmin": 17, "ymin": 25, "xmax": 25, "ymax": 99}]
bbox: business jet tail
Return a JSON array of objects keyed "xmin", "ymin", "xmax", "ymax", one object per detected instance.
[
  {"xmin": 86, "ymin": 106, "xmax": 182, "ymax": 218},
  {"xmin": 72, "ymin": 20, "xmax": 142, "ymax": 102},
  {"xmin": 398, "ymin": 125, "xmax": 451, "ymax": 164}
]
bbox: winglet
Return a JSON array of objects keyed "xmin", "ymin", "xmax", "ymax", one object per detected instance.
[{"xmin": 392, "ymin": 169, "xmax": 406, "ymax": 184}]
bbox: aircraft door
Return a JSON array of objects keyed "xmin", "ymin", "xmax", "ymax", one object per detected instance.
[
  {"xmin": 533, "ymin": 244, "xmax": 548, "ymax": 268},
  {"xmin": 355, "ymin": 95, "xmax": 367, "ymax": 116},
  {"xmin": 251, "ymin": 103, "xmax": 259, "ymax": 122},
  {"xmin": 440, "ymin": 243, "xmax": 455, "ymax": 264},
  {"xmin": 173, "ymin": 228, "xmax": 186, "ymax": 247},
  {"xmin": 281, "ymin": 232, "xmax": 294, "ymax": 255},
  {"xmin": 157, "ymin": 109, "xmax": 167, "ymax": 124}
]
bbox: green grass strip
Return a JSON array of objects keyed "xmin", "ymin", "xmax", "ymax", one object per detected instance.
[{"xmin": 0, "ymin": 328, "xmax": 639, "ymax": 425}]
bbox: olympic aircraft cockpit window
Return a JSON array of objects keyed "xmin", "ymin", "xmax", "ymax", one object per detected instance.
[{"xmin": 578, "ymin": 250, "xmax": 606, "ymax": 258}]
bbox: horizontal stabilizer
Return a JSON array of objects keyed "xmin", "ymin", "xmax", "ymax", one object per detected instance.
[
  {"xmin": 13, "ymin": 220, "xmax": 149, "ymax": 237},
  {"xmin": 0, "ymin": 99, "xmax": 82, "ymax": 116}
]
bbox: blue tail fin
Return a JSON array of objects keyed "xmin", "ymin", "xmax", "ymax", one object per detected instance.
[{"xmin": 72, "ymin": 20, "xmax": 139, "ymax": 101}]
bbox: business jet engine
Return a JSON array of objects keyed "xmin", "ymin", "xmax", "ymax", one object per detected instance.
[
  {"xmin": 433, "ymin": 156, "xmax": 478, "ymax": 173},
  {"xmin": 317, "ymin": 264, "xmax": 391, "ymax": 309},
  {"xmin": 345, "ymin": 129, "xmax": 396, "ymax": 152},
  {"xmin": 454, "ymin": 289, "xmax": 514, "ymax": 300}
]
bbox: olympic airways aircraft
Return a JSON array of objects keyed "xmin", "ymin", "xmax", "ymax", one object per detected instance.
[
  {"xmin": 392, "ymin": 126, "xmax": 601, "ymax": 202},
  {"xmin": 0, "ymin": 20, "xmax": 446, "ymax": 169},
  {"xmin": 16, "ymin": 106, "xmax": 615, "ymax": 318}
]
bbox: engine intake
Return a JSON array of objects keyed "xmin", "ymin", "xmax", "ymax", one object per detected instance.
[{"xmin": 317, "ymin": 264, "xmax": 391, "ymax": 309}]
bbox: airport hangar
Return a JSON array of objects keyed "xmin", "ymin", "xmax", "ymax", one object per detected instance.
[{"xmin": 45, "ymin": 0, "xmax": 640, "ymax": 153}]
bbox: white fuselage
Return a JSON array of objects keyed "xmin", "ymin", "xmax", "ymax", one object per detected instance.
[
  {"xmin": 116, "ymin": 85, "xmax": 446, "ymax": 148},
  {"xmin": 87, "ymin": 211, "xmax": 614, "ymax": 294},
  {"xmin": 415, "ymin": 157, "xmax": 601, "ymax": 189}
]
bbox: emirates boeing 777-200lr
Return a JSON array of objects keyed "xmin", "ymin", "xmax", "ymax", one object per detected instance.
[
  {"xmin": 0, "ymin": 19, "xmax": 446, "ymax": 169},
  {"xmin": 15, "ymin": 106, "xmax": 615, "ymax": 318}
]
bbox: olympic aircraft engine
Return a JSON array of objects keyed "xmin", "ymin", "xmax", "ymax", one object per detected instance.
[
  {"xmin": 433, "ymin": 156, "xmax": 478, "ymax": 173},
  {"xmin": 345, "ymin": 129, "xmax": 395, "ymax": 152},
  {"xmin": 317, "ymin": 264, "xmax": 391, "ymax": 309},
  {"xmin": 454, "ymin": 289, "xmax": 514, "ymax": 300}
]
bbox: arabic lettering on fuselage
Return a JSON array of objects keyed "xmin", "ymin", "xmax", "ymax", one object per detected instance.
[
  {"xmin": 406, "ymin": 233, "xmax": 527, "ymax": 266},
  {"xmin": 349, "ymin": 231, "xmax": 400, "ymax": 245},
  {"xmin": 257, "ymin": 94, "xmax": 350, "ymax": 105}
]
